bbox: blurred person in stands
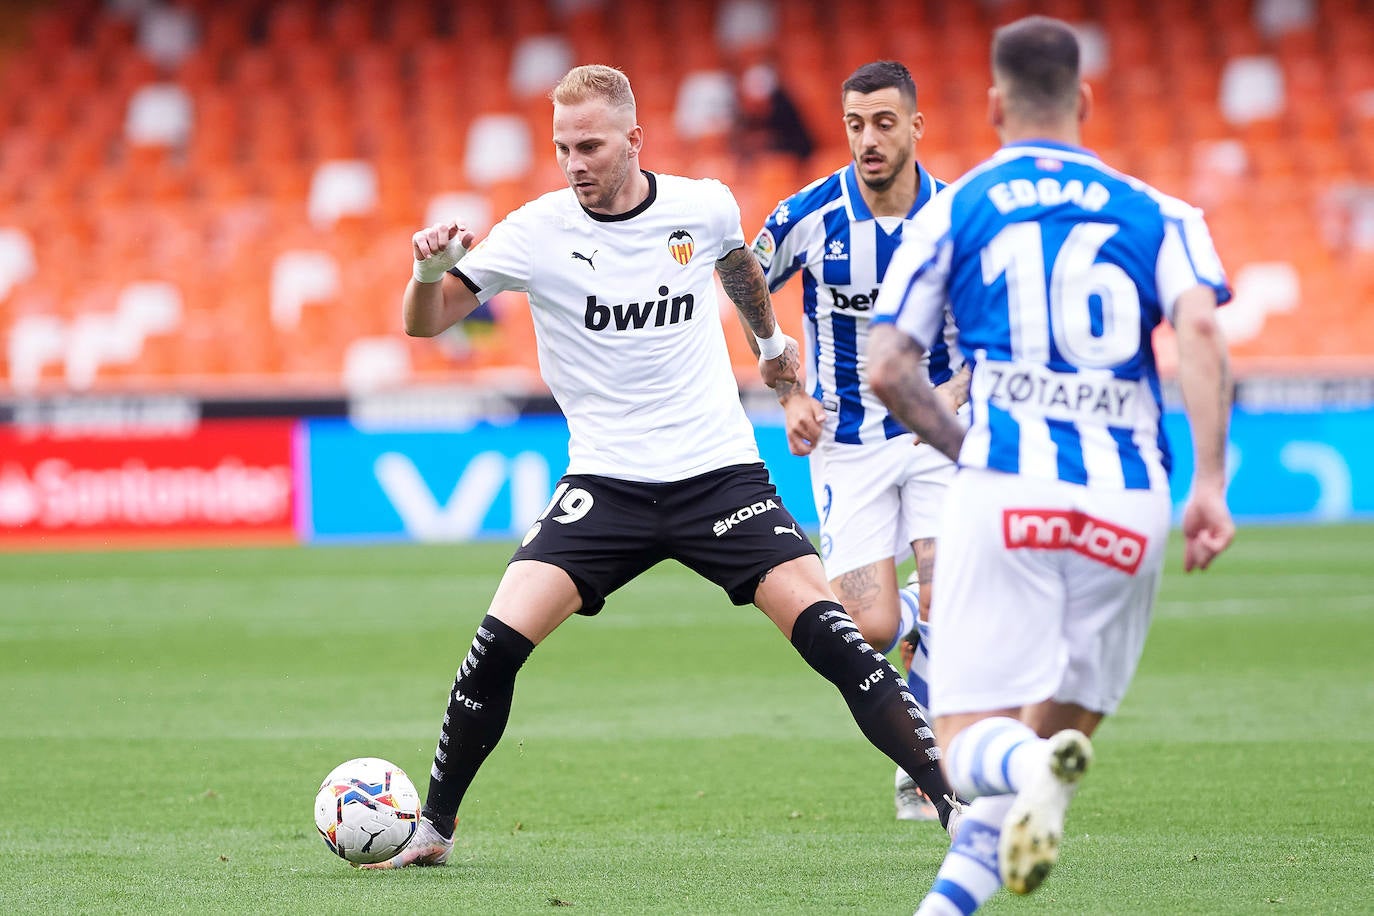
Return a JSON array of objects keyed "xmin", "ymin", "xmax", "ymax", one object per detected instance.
[
  {"xmin": 866, "ymin": 17, "xmax": 1234, "ymax": 912},
  {"xmin": 749, "ymin": 60, "xmax": 968, "ymax": 824},
  {"xmin": 368, "ymin": 64, "xmax": 961, "ymax": 868},
  {"xmin": 734, "ymin": 61, "xmax": 814, "ymax": 165}
]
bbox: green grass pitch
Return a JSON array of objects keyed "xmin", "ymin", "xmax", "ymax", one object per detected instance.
[{"xmin": 1, "ymin": 524, "xmax": 1370, "ymax": 914}]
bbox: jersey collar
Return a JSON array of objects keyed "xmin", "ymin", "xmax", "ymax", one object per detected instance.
[
  {"xmin": 581, "ymin": 170, "xmax": 657, "ymax": 222},
  {"xmin": 841, "ymin": 161, "xmax": 935, "ymax": 222},
  {"xmin": 1003, "ymin": 138, "xmax": 1099, "ymax": 158}
]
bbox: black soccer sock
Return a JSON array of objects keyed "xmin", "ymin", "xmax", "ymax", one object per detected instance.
[
  {"xmin": 422, "ymin": 614, "xmax": 535, "ymax": 838},
  {"xmin": 789, "ymin": 601, "xmax": 957, "ymax": 827}
]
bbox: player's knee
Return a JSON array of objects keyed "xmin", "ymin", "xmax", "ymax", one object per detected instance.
[{"xmin": 829, "ymin": 577, "xmax": 900, "ymax": 649}]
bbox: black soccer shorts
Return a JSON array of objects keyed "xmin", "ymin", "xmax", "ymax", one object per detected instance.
[{"xmin": 509, "ymin": 462, "xmax": 818, "ymax": 614}]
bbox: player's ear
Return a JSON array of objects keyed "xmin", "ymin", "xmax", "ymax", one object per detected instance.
[
  {"xmin": 911, "ymin": 110, "xmax": 925, "ymax": 143},
  {"xmin": 987, "ymin": 85, "xmax": 1005, "ymax": 132},
  {"xmin": 1077, "ymin": 81, "xmax": 1092, "ymax": 125},
  {"xmin": 627, "ymin": 123, "xmax": 644, "ymax": 155}
]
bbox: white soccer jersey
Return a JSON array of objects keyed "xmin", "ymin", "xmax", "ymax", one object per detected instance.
[
  {"xmin": 752, "ymin": 162, "xmax": 959, "ymax": 445},
  {"xmin": 454, "ymin": 172, "xmax": 761, "ymax": 482},
  {"xmin": 873, "ymin": 140, "xmax": 1232, "ymax": 490}
]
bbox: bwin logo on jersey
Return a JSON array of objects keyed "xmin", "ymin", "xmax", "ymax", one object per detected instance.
[
  {"xmin": 584, "ymin": 285, "xmax": 696, "ymax": 331},
  {"xmin": 712, "ymin": 498, "xmax": 780, "ymax": 536},
  {"xmin": 668, "ymin": 229, "xmax": 694, "ymax": 265},
  {"xmin": 824, "ymin": 239, "xmax": 848, "ymax": 261}
]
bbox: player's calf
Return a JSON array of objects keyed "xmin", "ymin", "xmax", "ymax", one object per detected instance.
[
  {"xmin": 422, "ymin": 616, "xmax": 535, "ymax": 832},
  {"xmin": 788, "ymin": 600, "xmax": 959, "ymax": 829}
]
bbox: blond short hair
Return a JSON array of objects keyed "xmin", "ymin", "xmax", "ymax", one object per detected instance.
[{"xmin": 550, "ymin": 64, "xmax": 636, "ymax": 114}]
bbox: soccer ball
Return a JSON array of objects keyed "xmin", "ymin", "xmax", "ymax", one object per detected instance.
[{"xmin": 313, "ymin": 757, "xmax": 421, "ymax": 865}]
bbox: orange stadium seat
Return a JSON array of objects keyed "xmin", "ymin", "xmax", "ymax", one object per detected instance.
[
  {"xmin": 324, "ymin": 2, "xmax": 373, "ymax": 48},
  {"xmin": 375, "ymin": 3, "xmax": 429, "ymax": 48},
  {"xmin": 199, "ymin": 3, "xmax": 250, "ymax": 56},
  {"xmin": 174, "ymin": 47, "xmax": 223, "ymax": 93},
  {"xmin": 25, "ymin": 8, "xmax": 79, "ymax": 56},
  {"xmin": 3, "ymin": 0, "xmax": 1374, "ymax": 393}
]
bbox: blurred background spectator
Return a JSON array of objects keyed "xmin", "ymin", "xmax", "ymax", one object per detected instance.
[{"xmin": 734, "ymin": 61, "xmax": 814, "ymax": 167}]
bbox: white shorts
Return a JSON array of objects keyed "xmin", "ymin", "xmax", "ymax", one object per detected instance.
[
  {"xmin": 809, "ymin": 433, "xmax": 954, "ymax": 579},
  {"xmin": 929, "ymin": 468, "xmax": 1171, "ymax": 718}
]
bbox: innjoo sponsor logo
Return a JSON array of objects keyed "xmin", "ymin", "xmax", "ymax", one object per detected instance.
[{"xmin": 1002, "ymin": 508, "xmax": 1146, "ymax": 574}]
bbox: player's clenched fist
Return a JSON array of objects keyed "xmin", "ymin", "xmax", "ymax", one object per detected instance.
[
  {"xmin": 758, "ymin": 334, "xmax": 801, "ymax": 390},
  {"xmin": 780, "ymin": 387, "xmax": 825, "ymax": 456},
  {"xmin": 412, "ymin": 221, "xmax": 476, "ymax": 283}
]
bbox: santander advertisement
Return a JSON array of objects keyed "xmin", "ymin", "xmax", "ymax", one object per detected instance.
[{"xmin": 0, "ymin": 420, "xmax": 296, "ymax": 547}]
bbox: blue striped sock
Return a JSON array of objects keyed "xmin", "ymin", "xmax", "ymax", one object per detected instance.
[
  {"xmin": 916, "ymin": 614, "xmax": 932, "ymax": 648},
  {"xmin": 915, "ymin": 795, "xmax": 1014, "ymax": 915},
  {"xmin": 903, "ymin": 618, "xmax": 931, "ymax": 718},
  {"xmin": 880, "ymin": 585, "xmax": 921, "ymax": 655},
  {"xmin": 944, "ymin": 716, "xmax": 1045, "ymax": 799}
]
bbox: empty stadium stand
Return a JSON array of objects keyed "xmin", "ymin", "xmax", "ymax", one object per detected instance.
[{"xmin": 1, "ymin": 0, "xmax": 1372, "ymax": 396}]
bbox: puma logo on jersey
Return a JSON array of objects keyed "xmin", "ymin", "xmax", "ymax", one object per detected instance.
[
  {"xmin": 773, "ymin": 524, "xmax": 803, "ymax": 540},
  {"xmin": 571, "ymin": 249, "xmax": 597, "ymax": 269},
  {"xmin": 584, "ymin": 286, "xmax": 696, "ymax": 331}
]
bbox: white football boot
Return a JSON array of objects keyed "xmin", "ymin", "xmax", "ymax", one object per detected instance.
[
  {"xmin": 360, "ymin": 815, "xmax": 453, "ymax": 869},
  {"xmin": 998, "ymin": 729, "xmax": 1093, "ymax": 894},
  {"xmin": 894, "ymin": 768, "xmax": 939, "ymax": 821}
]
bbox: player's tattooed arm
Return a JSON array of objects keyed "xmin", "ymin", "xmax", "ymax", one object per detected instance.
[
  {"xmin": 718, "ymin": 246, "xmax": 774, "ymax": 337},
  {"xmin": 717, "ymin": 246, "xmax": 803, "ymax": 397},
  {"xmin": 911, "ymin": 537, "xmax": 936, "ymax": 617},
  {"xmin": 867, "ymin": 324, "xmax": 967, "ymax": 463}
]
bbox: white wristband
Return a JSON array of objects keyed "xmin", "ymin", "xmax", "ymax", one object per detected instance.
[
  {"xmin": 755, "ymin": 328, "xmax": 786, "ymax": 360},
  {"xmin": 413, "ymin": 259, "xmax": 448, "ymax": 283},
  {"xmin": 413, "ymin": 237, "xmax": 467, "ymax": 283}
]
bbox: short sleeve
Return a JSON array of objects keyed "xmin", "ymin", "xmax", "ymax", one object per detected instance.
[
  {"xmin": 1155, "ymin": 204, "xmax": 1232, "ymax": 324},
  {"xmin": 753, "ymin": 197, "xmax": 804, "ymax": 293},
  {"xmin": 707, "ymin": 179, "xmax": 746, "ymax": 258},
  {"xmin": 452, "ymin": 205, "xmax": 535, "ymax": 301}
]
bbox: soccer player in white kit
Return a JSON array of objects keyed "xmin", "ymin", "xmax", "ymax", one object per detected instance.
[
  {"xmin": 368, "ymin": 65, "xmax": 961, "ymax": 869},
  {"xmin": 751, "ymin": 60, "xmax": 968, "ymax": 822},
  {"xmin": 866, "ymin": 18, "xmax": 1236, "ymax": 912}
]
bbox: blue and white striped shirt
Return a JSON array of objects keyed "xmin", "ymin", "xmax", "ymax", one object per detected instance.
[
  {"xmin": 752, "ymin": 162, "xmax": 957, "ymax": 445},
  {"xmin": 873, "ymin": 140, "xmax": 1231, "ymax": 490}
]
